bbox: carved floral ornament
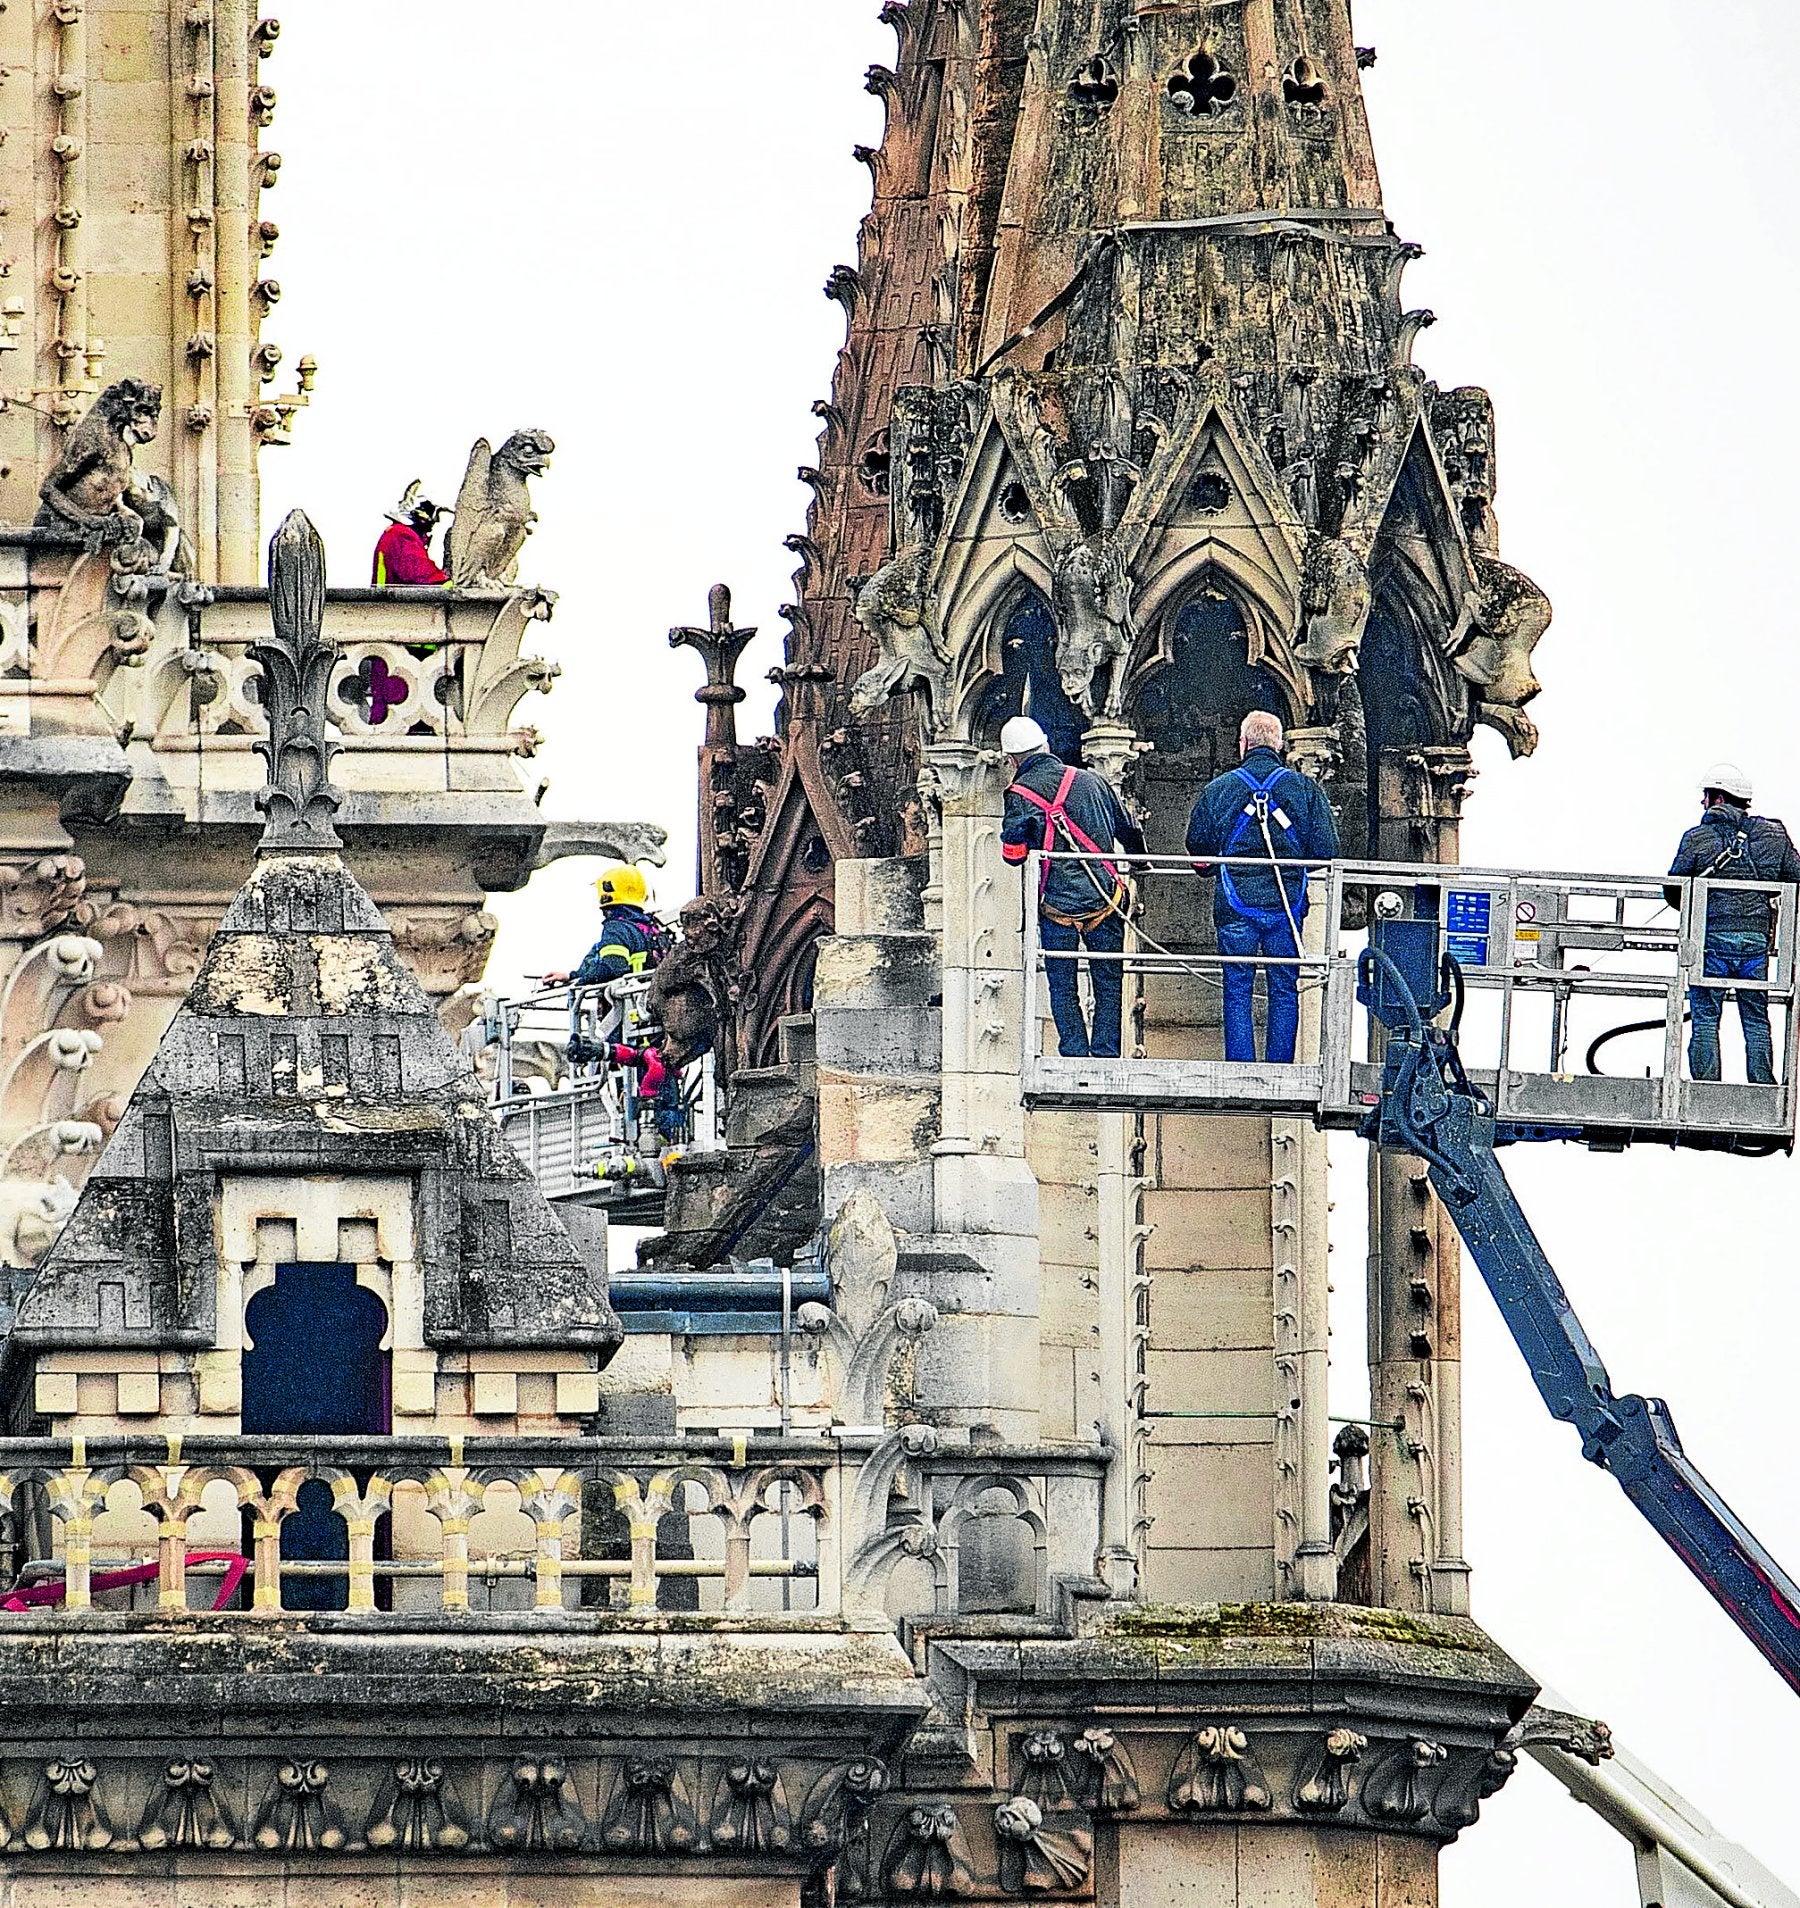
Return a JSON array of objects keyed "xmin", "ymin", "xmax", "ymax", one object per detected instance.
[{"xmin": 0, "ymin": 1723, "xmax": 1530, "ymax": 1873}]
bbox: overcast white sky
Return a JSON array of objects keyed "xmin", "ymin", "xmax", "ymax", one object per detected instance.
[{"xmin": 262, "ymin": 4, "xmax": 1800, "ymax": 1899}]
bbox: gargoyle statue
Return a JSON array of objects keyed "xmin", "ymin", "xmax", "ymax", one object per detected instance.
[
  {"xmin": 1294, "ymin": 535, "xmax": 1372, "ymax": 676},
  {"xmin": 447, "ymin": 429, "xmax": 555, "ymax": 587},
  {"xmin": 1051, "ymin": 530, "xmax": 1136, "ymax": 719},
  {"xmin": 34, "ymin": 379, "xmax": 164, "ymax": 551},
  {"xmin": 1457, "ymin": 556, "xmax": 1551, "ymax": 758},
  {"xmin": 649, "ymin": 895, "xmax": 742, "ymax": 1074},
  {"xmin": 848, "ymin": 543, "xmax": 951, "ymax": 729}
]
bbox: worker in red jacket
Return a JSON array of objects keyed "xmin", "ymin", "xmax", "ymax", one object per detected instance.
[{"xmin": 372, "ymin": 480, "xmax": 448, "ymax": 587}]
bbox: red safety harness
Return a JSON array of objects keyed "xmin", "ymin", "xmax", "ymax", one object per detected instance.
[{"xmin": 1009, "ymin": 766, "xmax": 1128, "ymax": 930}]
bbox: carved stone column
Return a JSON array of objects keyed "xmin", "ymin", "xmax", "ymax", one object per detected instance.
[
  {"xmin": 1367, "ymin": 745, "xmax": 1476, "ymax": 1615},
  {"xmin": 922, "ymin": 740, "xmax": 1040, "ymax": 1444}
]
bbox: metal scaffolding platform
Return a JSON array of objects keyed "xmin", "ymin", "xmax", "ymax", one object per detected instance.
[{"xmin": 1023, "ymin": 856, "xmax": 1799, "ymax": 1151}]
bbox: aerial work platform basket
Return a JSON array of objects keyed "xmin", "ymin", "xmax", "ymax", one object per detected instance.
[{"xmin": 1022, "ymin": 854, "xmax": 1800, "ymax": 1151}]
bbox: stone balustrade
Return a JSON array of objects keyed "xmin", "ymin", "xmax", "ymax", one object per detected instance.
[
  {"xmin": 0, "ymin": 533, "xmax": 560, "ymax": 759},
  {"xmin": 0, "ymin": 1432, "xmax": 1109, "ymax": 1625}
]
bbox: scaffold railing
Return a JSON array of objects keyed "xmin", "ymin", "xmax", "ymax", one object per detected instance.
[
  {"xmin": 1022, "ymin": 852, "xmax": 1800, "ymax": 1149},
  {"xmin": 470, "ymin": 976, "xmax": 720, "ymax": 1213}
]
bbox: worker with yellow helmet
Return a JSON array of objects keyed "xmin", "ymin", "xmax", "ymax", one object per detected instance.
[{"xmin": 543, "ymin": 866, "xmax": 670, "ymax": 987}]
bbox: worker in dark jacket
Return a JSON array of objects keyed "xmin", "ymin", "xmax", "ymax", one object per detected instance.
[
  {"xmin": 371, "ymin": 481, "xmax": 448, "ymax": 587},
  {"xmin": 1186, "ymin": 710, "xmax": 1340, "ymax": 1064},
  {"xmin": 1001, "ymin": 715, "xmax": 1146, "ymax": 1059},
  {"xmin": 544, "ymin": 866, "xmax": 668, "ymax": 988},
  {"xmin": 1665, "ymin": 763, "xmax": 1800, "ymax": 1084}
]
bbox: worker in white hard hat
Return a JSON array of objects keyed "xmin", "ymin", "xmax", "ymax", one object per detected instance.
[
  {"xmin": 1665, "ymin": 764, "xmax": 1800, "ymax": 1084},
  {"xmin": 999, "ymin": 714, "xmax": 1145, "ymax": 1058},
  {"xmin": 542, "ymin": 866, "xmax": 671, "ymax": 988}
]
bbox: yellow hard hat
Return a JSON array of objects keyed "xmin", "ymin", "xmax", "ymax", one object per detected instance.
[{"xmin": 596, "ymin": 865, "xmax": 648, "ymax": 907}]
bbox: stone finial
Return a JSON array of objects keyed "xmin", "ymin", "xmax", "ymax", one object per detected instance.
[
  {"xmin": 670, "ymin": 583, "xmax": 756, "ymax": 753},
  {"xmin": 250, "ymin": 508, "xmax": 342, "ymax": 853}
]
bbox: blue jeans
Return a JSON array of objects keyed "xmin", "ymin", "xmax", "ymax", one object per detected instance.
[
  {"xmin": 1041, "ymin": 908, "xmax": 1126, "ymax": 1058},
  {"xmin": 1690, "ymin": 930, "xmax": 1775, "ymax": 1084},
  {"xmin": 1218, "ymin": 911, "xmax": 1302, "ymax": 1064}
]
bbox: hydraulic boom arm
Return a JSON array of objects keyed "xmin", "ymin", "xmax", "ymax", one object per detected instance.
[{"xmin": 1363, "ymin": 948, "xmax": 1800, "ymax": 1698}]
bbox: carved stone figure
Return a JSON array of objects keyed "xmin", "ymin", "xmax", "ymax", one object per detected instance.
[
  {"xmin": 34, "ymin": 379, "xmax": 164, "ymax": 548},
  {"xmin": 1457, "ymin": 556, "xmax": 1552, "ymax": 758},
  {"xmin": 648, "ymin": 895, "xmax": 741, "ymax": 1072},
  {"xmin": 1069, "ymin": 1727, "xmax": 1139, "ymax": 1813},
  {"xmin": 848, "ymin": 543, "xmax": 951, "ymax": 729},
  {"xmin": 447, "ymin": 429, "xmax": 555, "ymax": 587},
  {"xmin": 1294, "ymin": 535, "xmax": 1373, "ymax": 677},
  {"xmin": 137, "ymin": 1757, "xmax": 238, "ymax": 1852},
  {"xmin": 252, "ymin": 1760, "xmax": 345, "ymax": 1852},
  {"xmin": 130, "ymin": 474, "xmax": 194, "ymax": 575},
  {"xmin": 600, "ymin": 1753, "xmax": 699, "ymax": 1854},
  {"xmin": 1294, "ymin": 1728, "xmax": 1367, "ymax": 1814},
  {"xmin": 1361, "ymin": 1738, "xmax": 1448, "ymax": 1824},
  {"xmin": 1050, "ymin": 530, "xmax": 1135, "ymax": 719}
]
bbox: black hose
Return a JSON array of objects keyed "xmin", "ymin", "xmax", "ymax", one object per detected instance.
[
  {"xmin": 1441, "ymin": 952, "xmax": 1466, "ymax": 1033},
  {"xmin": 1585, "ymin": 1016, "xmax": 1685, "ymax": 1077}
]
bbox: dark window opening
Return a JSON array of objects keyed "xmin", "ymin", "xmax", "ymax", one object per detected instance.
[
  {"xmin": 999, "ymin": 480, "xmax": 1033, "ymax": 525},
  {"xmin": 1070, "ymin": 55, "xmax": 1119, "ymax": 110},
  {"xmin": 1168, "ymin": 50, "xmax": 1237, "ymax": 117},
  {"xmin": 1360, "ymin": 597, "xmax": 1438, "ymax": 845},
  {"xmin": 1192, "ymin": 472, "xmax": 1231, "ymax": 514},
  {"xmin": 974, "ymin": 596, "xmax": 1087, "ymax": 765},
  {"xmin": 243, "ymin": 1261, "xmax": 391, "ymax": 1613},
  {"xmin": 244, "ymin": 1262, "xmax": 390, "ymax": 1435},
  {"xmin": 1283, "ymin": 56, "xmax": 1327, "ymax": 107},
  {"xmin": 857, "ymin": 430, "xmax": 892, "ymax": 496},
  {"xmin": 1136, "ymin": 592, "xmax": 1287, "ymax": 771}
]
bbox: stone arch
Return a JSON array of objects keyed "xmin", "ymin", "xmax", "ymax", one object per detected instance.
[
  {"xmin": 943, "ymin": 542, "xmax": 1057, "ymax": 743},
  {"xmin": 1126, "ymin": 576, "xmax": 1298, "ymax": 859},
  {"xmin": 1357, "ymin": 548, "xmax": 1466, "ymax": 848},
  {"xmin": 968, "ymin": 587, "xmax": 1088, "ymax": 765}
]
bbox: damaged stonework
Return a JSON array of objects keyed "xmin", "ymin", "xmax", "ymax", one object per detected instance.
[{"xmin": 7, "ymin": 849, "xmax": 620, "ymax": 1397}]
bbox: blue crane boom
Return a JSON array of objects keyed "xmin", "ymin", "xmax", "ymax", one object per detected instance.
[{"xmin": 1361, "ymin": 943, "xmax": 1800, "ymax": 1697}]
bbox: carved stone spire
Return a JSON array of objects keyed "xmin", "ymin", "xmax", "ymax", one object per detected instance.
[{"xmin": 250, "ymin": 508, "xmax": 342, "ymax": 854}]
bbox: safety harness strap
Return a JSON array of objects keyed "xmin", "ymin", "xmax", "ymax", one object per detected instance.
[
  {"xmin": 1009, "ymin": 766, "xmax": 1123, "ymax": 901},
  {"xmin": 1219, "ymin": 764, "xmax": 1308, "ymax": 934}
]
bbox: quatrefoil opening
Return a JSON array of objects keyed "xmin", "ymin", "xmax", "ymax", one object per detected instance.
[{"xmin": 1168, "ymin": 49, "xmax": 1238, "ymax": 118}]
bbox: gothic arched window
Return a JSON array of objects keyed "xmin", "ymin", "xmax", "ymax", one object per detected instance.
[
  {"xmin": 1136, "ymin": 591, "xmax": 1289, "ymax": 760},
  {"xmin": 975, "ymin": 594, "xmax": 1087, "ymax": 764}
]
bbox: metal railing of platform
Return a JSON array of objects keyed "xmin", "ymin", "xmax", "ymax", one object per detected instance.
[
  {"xmin": 1022, "ymin": 853, "xmax": 1800, "ymax": 1148},
  {"xmin": 472, "ymin": 976, "xmax": 721, "ymax": 1213}
]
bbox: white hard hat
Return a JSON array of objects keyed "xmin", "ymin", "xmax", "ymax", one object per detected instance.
[
  {"xmin": 1000, "ymin": 715, "xmax": 1049, "ymax": 755},
  {"xmin": 1701, "ymin": 761, "xmax": 1754, "ymax": 804}
]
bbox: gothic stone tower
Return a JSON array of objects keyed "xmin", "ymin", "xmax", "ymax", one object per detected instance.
[
  {"xmin": 751, "ymin": 1, "xmax": 1550, "ymax": 1900},
  {"xmin": 721, "ymin": 0, "xmax": 1551, "ymax": 1613}
]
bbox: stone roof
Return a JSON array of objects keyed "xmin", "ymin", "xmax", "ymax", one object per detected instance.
[{"xmin": 9, "ymin": 850, "xmax": 619, "ymax": 1363}]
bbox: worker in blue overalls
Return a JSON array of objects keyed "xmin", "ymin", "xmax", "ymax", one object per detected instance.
[
  {"xmin": 1665, "ymin": 762, "xmax": 1800, "ymax": 1085},
  {"xmin": 1001, "ymin": 715, "xmax": 1146, "ymax": 1059},
  {"xmin": 1185, "ymin": 710, "xmax": 1340, "ymax": 1064}
]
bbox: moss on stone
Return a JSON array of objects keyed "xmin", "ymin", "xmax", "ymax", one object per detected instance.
[{"xmin": 1108, "ymin": 1601, "xmax": 1482, "ymax": 1652}]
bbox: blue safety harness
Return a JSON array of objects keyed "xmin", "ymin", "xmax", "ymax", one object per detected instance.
[{"xmin": 1218, "ymin": 764, "xmax": 1307, "ymax": 934}]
